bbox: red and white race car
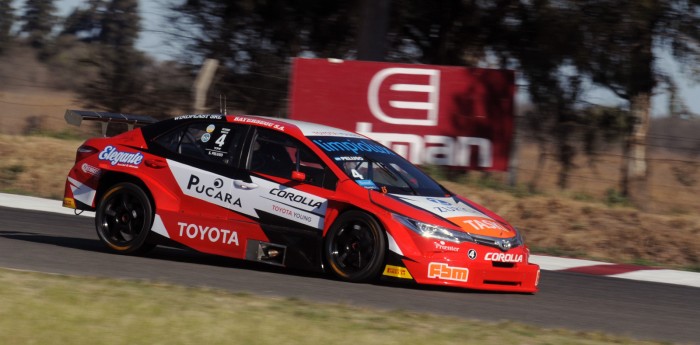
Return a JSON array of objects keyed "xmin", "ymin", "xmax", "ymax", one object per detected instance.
[{"xmin": 63, "ymin": 110, "xmax": 539, "ymax": 293}]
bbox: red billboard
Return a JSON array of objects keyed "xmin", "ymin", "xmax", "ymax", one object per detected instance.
[{"xmin": 288, "ymin": 58, "xmax": 514, "ymax": 171}]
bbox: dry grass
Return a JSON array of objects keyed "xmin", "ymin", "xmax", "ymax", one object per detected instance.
[
  {"xmin": 0, "ymin": 134, "xmax": 82, "ymax": 199},
  {"xmin": 513, "ymin": 143, "xmax": 700, "ymax": 214},
  {"xmin": 442, "ymin": 180, "xmax": 700, "ymax": 269}
]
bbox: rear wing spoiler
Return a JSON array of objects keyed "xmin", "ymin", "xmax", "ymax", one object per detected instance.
[{"xmin": 65, "ymin": 109, "xmax": 158, "ymax": 137}]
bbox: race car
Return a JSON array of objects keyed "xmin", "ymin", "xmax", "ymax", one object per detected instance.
[{"xmin": 62, "ymin": 110, "xmax": 540, "ymax": 293}]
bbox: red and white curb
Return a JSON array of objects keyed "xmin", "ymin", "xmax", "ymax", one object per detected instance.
[
  {"xmin": 529, "ymin": 255, "xmax": 700, "ymax": 288},
  {"xmin": 1, "ymin": 193, "xmax": 698, "ymax": 288}
]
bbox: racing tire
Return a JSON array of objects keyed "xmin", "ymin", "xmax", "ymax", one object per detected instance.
[
  {"xmin": 95, "ymin": 182, "xmax": 156, "ymax": 254},
  {"xmin": 324, "ymin": 210, "xmax": 387, "ymax": 283}
]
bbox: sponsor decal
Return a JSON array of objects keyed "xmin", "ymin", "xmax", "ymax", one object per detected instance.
[
  {"xmin": 206, "ymin": 127, "xmax": 231, "ymax": 158},
  {"xmin": 312, "ymin": 138, "xmax": 395, "ymax": 156},
  {"xmin": 290, "ymin": 59, "xmax": 514, "ymax": 171},
  {"xmin": 428, "ymin": 262, "xmax": 469, "ymax": 282},
  {"xmin": 186, "ymin": 174, "xmax": 242, "ymax": 208},
  {"xmin": 62, "ymin": 197, "xmax": 76, "ymax": 208},
  {"xmin": 393, "ymin": 195, "xmax": 486, "ymax": 219},
  {"xmin": 81, "ymin": 163, "xmax": 101, "ymax": 176},
  {"xmin": 201, "ymin": 133, "xmax": 211, "ymax": 143},
  {"xmin": 233, "ymin": 116, "xmax": 285, "ymax": 131},
  {"xmin": 174, "ymin": 114, "xmax": 223, "ymax": 120},
  {"xmin": 368, "ymin": 67, "xmax": 440, "ymax": 126},
  {"xmin": 271, "ymin": 204, "xmax": 315, "ymax": 223},
  {"xmin": 307, "ymin": 130, "xmax": 353, "ymax": 137},
  {"xmin": 253, "ymin": 177, "xmax": 327, "ymax": 228},
  {"xmin": 98, "ymin": 145, "xmax": 143, "ymax": 167},
  {"xmin": 383, "ymin": 265, "xmax": 413, "ymax": 279},
  {"xmin": 356, "ymin": 179, "xmax": 378, "ymax": 189},
  {"xmin": 169, "ymin": 160, "xmax": 327, "ymax": 229},
  {"xmin": 427, "ymin": 197, "xmax": 451, "ymax": 206},
  {"xmin": 433, "ymin": 240, "xmax": 459, "ymax": 252},
  {"xmin": 484, "ymin": 252, "xmax": 523, "ymax": 263},
  {"xmin": 467, "ymin": 249, "xmax": 477, "ymax": 260},
  {"xmin": 425, "ymin": 197, "xmax": 474, "ymax": 213},
  {"xmin": 206, "ymin": 124, "xmax": 215, "ymax": 133},
  {"xmin": 356, "ymin": 122, "xmax": 493, "ymax": 168},
  {"xmin": 333, "ymin": 156, "xmax": 364, "ymax": 161},
  {"xmin": 463, "ymin": 218, "xmax": 509, "ymax": 232},
  {"xmin": 177, "ymin": 222, "xmax": 239, "ymax": 246},
  {"xmin": 269, "ymin": 188, "xmax": 322, "ymax": 209}
]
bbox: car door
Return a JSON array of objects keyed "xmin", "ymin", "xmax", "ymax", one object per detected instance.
[
  {"xmin": 233, "ymin": 127, "xmax": 339, "ymax": 269},
  {"xmin": 150, "ymin": 119, "xmax": 256, "ymax": 257}
]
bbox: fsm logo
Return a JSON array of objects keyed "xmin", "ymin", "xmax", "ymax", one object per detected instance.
[{"xmin": 428, "ymin": 262, "xmax": 469, "ymax": 282}]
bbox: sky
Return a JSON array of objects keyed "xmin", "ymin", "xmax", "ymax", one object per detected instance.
[{"xmin": 12, "ymin": 0, "xmax": 700, "ymax": 117}]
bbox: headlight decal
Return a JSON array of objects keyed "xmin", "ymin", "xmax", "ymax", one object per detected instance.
[{"xmin": 386, "ymin": 232, "xmax": 403, "ymax": 256}]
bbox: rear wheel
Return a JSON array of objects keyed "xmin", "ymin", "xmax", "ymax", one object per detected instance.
[
  {"xmin": 95, "ymin": 182, "xmax": 155, "ymax": 254},
  {"xmin": 324, "ymin": 210, "xmax": 386, "ymax": 282}
]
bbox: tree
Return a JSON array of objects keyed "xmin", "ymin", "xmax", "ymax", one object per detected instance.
[
  {"xmin": 572, "ymin": 0, "xmax": 700, "ymax": 207},
  {"xmin": 0, "ymin": 0, "xmax": 13, "ymax": 54},
  {"xmin": 387, "ymin": 0, "xmax": 490, "ymax": 65},
  {"xmin": 171, "ymin": 0, "xmax": 358, "ymax": 115},
  {"xmin": 78, "ymin": 0, "xmax": 146, "ymax": 113},
  {"xmin": 170, "ymin": 1, "xmax": 507, "ymax": 114},
  {"xmin": 19, "ymin": 0, "xmax": 57, "ymax": 49},
  {"xmin": 61, "ymin": 0, "xmax": 106, "ymax": 43},
  {"xmin": 465, "ymin": 1, "xmax": 591, "ymax": 189}
]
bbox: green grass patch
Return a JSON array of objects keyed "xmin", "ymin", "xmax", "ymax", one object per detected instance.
[
  {"xmin": 604, "ymin": 188, "xmax": 632, "ymax": 207},
  {"xmin": 0, "ymin": 268, "xmax": 667, "ymax": 345}
]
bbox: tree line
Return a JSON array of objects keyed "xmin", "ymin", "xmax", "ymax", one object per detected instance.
[{"xmin": 1, "ymin": 0, "xmax": 699, "ymax": 207}]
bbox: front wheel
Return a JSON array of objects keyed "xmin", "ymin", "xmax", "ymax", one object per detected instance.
[
  {"xmin": 324, "ymin": 210, "xmax": 386, "ymax": 282},
  {"xmin": 95, "ymin": 182, "xmax": 155, "ymax": 254}
]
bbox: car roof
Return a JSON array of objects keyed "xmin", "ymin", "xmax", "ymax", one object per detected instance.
[{"xmin": 227, "ymin": 115, "xmax": 366, "ymax": 139}]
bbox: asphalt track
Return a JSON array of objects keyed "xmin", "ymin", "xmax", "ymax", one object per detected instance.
[{"xmin": 1, "ymin": 206, "xmax": 698, "ymax": 344}]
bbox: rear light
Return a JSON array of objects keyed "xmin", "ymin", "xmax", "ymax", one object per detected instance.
[{"xmin": 75, "ymin": 145, "xmax": 99, "ymax": 163}]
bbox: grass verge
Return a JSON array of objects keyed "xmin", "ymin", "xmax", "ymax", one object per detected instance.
[{"xmin": 0, "ymin": 268, "xmax": 670, "ymax": 345}]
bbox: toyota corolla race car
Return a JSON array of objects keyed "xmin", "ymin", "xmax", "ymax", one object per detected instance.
[{"xmin": 62, "ymin": 110, "xmax": 540, "ymax": 293}]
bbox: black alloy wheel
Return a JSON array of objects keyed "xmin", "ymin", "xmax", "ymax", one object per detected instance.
[
  {"xmin": 325, "ymin": 210, "xmax": 387, "ymax": 282},
  {"xmin": 95, "ymin": 182, "xmax": 155, "ymax": 254}
]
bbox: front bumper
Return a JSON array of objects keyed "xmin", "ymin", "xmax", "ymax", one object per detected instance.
[{"xmin": 382, "ymin": 245, "xmax": 540, "ymax": 293}]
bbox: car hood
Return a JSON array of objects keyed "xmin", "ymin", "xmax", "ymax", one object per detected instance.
[{"xmin": 371, "ymin": 192, "xmax": 517, "ymax": 239}]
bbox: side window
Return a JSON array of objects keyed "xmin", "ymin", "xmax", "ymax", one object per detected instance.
[
  {"xmin": 155, "ymin": 122, "xmax": 244, "ymax": 165},
  {"xmin": 248, "ymin": 128, "xmax": 336, "ymax": 189}
]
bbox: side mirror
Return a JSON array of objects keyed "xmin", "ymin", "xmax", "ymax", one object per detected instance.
[{"xmin": 291, "ymin": 171, "xmax": 306, "ymax": 182}]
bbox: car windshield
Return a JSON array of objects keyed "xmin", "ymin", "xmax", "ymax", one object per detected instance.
[{"xmin": 310, "ymin": 136, "xmax": 447, "ymax": 196}]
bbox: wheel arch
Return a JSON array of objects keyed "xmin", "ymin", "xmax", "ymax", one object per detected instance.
[{"xmin": 96, "ymin": 172, "xmax": 155, "ymax": 212}]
